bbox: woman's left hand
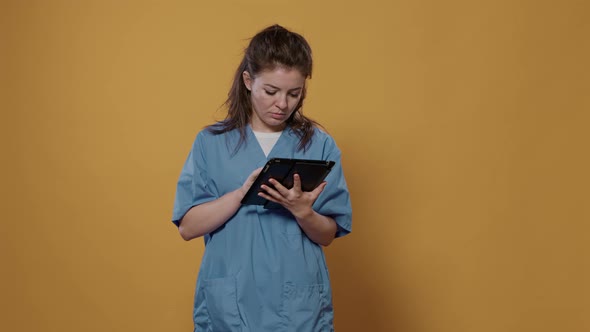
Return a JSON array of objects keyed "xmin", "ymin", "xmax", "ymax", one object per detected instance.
[{"xmin": 258, "ymin": 174, "xmax": 326, "ymax": 219}]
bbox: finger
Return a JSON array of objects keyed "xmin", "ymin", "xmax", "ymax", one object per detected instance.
[
  {"xmin": 310, "ymin": 181, "xmax": 327, "ymax": 197},
  {"xmin": 292, "ymin": 173, "xmax": 302, "ymax": 192},
  {"xmin": 267, "ymin": 178, "xmax": 290, "ymax": 196},
  {"xmin": 258, "ymin": 185, "xmax": 283, "ymax": 202},
  {"xmin": 260, "ymin": 183, "xmax": 283, "ymax": 200},
  {"xmin": 244, "ymin": 168, "xmax": 262, "ymax": 187},
  {"xmin": 248, "ymin": 167, "xmax": 262, "ymax": 181}
]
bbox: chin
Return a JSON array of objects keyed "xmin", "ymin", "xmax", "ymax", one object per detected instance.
[
  {"xmin": 265, "ymin": 123, "xmax": 286, "ymax": 131},
  {"xmin": 266, "ymin": 119, "xmax": 286, "ymax": 126}
]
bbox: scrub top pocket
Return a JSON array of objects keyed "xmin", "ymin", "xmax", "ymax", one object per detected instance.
[
  {"xmin": 201, "ymin": 277, "xmax": 243, "ymax": 331},
  {"xmin": 281, "ymin": 282, "xmax": 333, "ymax": 332}
]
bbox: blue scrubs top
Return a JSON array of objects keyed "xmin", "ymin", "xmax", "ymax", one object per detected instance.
[{"xmin": 172, "ymin": 125, "xmax": 352, "ymax": 332}]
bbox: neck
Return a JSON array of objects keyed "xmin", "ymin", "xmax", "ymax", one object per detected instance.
[{"xmin": 249, "ymin": 121, "xmax": 286, "ymax": 133}]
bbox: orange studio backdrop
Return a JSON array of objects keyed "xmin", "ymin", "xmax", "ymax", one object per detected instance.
[{"xmin": 2, "ymin": 1, "xmax": 589, "ymax": 332}]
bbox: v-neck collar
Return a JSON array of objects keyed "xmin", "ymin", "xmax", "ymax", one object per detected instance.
[{"xmin": 246, "ymin": 124, "xmax": 290, "ymax": 160}]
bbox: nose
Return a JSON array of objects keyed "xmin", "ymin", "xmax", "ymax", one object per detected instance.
[{"xmin": 276, "ymin": 94, "xmax": 288, "ymax": 110}]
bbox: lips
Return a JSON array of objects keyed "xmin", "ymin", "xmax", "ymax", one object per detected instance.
[{"xmin": 270, "ymin": 113, "xmax": 287, "ymax": 119}]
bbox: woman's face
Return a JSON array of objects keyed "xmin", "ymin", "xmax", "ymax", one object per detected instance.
[{"xmin": 243, "ymin": 67, "xmax": 305, "ymax": 133}]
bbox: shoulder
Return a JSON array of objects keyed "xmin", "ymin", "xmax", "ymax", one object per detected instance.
[
  {"xmin": 291, "ymin": 125, "xmax": 341, "ymax": 157},
  {"xmin": 191, "ymin": 128, "xmax": 214, "ymax": 147},
  {"xmin": 188, "ymin": 127, "xmax": 222, "ymax": 152},
  {"xmin": 195, "ymin": 124, "xmax": 240, "ymax": 142},
  {"xmin": 311, "ymin": 126, "xmax": 332, "ymax": 141},
  {"xmin": 190, "ymin": 125, "xmax": 244, "ymax": 154},
  {"xmin": 312, "ymin": 126, "xmax": 339, "ymax": 150}
]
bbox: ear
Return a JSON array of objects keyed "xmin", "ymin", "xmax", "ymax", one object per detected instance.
[{"xmin": 242, "ymin": 71, "xmax": 252, "ymax": 91}]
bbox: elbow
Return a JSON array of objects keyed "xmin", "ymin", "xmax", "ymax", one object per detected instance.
[
  {"xmin": 315, "ymin": 232, "xmax": 336, "ymax": 247},
  {"xmin": 318, "ymin": 237, "xmax": 335, "ymax": 247},
  {"xmin": 178, "ymin": 224, "xmax": 199, "ymax": 241},
  {"xmin": 319, "ymin": 223, "xmax": 338, "ymax": 246}
]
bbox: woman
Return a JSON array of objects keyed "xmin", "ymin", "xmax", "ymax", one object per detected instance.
[{"xmin": 172, "ymin": 24, "xmax": 352, "ymax": 331}]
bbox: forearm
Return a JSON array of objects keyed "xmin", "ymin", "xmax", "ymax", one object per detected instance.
[
  {"xmin": 178, "ymin": 189, "xmax": 243, "ymax": 241},
  {"xmin": 294, "ymin": 209, "xmax": 338, "ymax": 246}
]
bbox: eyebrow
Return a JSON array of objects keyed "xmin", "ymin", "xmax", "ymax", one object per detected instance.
[{"xmin": 263, "ymin": 84, "xmax": 302, "ymax": 92}]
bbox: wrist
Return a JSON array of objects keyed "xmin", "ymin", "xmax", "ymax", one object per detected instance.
[
  {"xmin": 231, "ymin": 188, "xmax": 245, "ymax": 203},
  {"xmin": 293, "ymin": 207, "xmax": 315, "ymax": 222}
]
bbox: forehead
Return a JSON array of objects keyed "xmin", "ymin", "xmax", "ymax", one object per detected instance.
[{"xmin": 254, "ymin": 67, "xmax": 305, "ymax": 88}]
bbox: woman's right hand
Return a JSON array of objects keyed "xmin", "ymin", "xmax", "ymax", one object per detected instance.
[{"xmin": 239, "ymin": 167, "xmax": 262, "ymax": 198}]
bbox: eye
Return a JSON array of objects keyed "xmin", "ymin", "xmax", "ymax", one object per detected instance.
[
  {"xmin": 264, "ymin": 90, "xmax": 277, "ymax": 96},
  {"xmin": 289, "ymin": 93, "xmax": 301, "ymax": 98}
]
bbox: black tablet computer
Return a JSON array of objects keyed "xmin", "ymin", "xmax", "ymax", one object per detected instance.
[{"xmin": 241, "ymin": 158, "xmax": 335, "ymax": 208}]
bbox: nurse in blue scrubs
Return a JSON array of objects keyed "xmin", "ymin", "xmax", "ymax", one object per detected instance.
[{"xmin": 172, "ymin": 24, "xmax": 352, "ymax": 331}]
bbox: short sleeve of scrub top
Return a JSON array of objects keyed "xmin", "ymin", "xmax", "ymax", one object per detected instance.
[{"xmin": 172, "ymin": 132, "xmax": 217, "ymax": 227}]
